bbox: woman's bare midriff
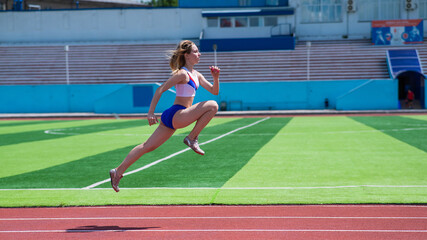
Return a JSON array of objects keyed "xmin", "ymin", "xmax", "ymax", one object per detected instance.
[{"xmin": 174, "ymin": 96, "xmax": 194, "ymax": 108}]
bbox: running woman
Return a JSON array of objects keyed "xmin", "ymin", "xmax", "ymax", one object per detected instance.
[{"xmin": 109, "ymin": 40, "xmax": 220, "ymax": 192}]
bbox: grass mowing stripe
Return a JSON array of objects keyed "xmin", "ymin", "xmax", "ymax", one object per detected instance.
[
  {"xmin": 215, "ymin": 116, "xmax": 427, "ymax": 204},
  {"xmin": 351, "ymin": 116, "xmax": 427, "ymax": 152},
  {"xmin": 0, "ymin": 189, "xmax": 219, "ymax": 207},
  {"xmin": 100, "ymin": 117, "xmax": 290, "ymax": 189},
  {"xmin": 404, "ymin": 114, "xmax": 427, "ymax": 121},
  {"xmin": 0, "ymin": 119, "xmax": 110, "ymax": 135},
  {"xmin": 1, "ymin": 186, "xmax": 426, "ymax": 207},
  {"xmin": 0, "ymin": 122, "xmax": 153, "ymax": 178},
  {"xmin": 0, "ymin": 119, "xmax": 146, "ymax": 147},
  {"xmin": 0, "ymin": 120, "xmax": 66, "ymax": 128},
  {"xmin": 0, "ymin": 145, "xmax": 135, "ymax": 188},
  {"xmin": 0, "ymin": 118, "xmax": 238, "ymax": 188}
]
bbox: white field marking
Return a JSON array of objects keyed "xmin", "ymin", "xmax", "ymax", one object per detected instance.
[
  {"xmin": 39, "ymin": 205, "xmax": 427, "ymax": 209},
  {"xmin": 105, "ymin": 185, "xmax": 427, "ymax": 190},
  {"xmin": 44, "ymin": 127, "xmax": 427, "ymax": 136},
  {"xmin": 48, "ymin": 204, "xmax": 427, "ymax": 209},
  {"xmin": 0, "ymin": 205, "xmax": 423, "ymax": 210},
  {"xmin": 82, "ymin": 117, "xmax": 270, "ymax": 190},
  {"xmin": 1, "ymin": 216, "xmax": 427, "ymax": 221},
  {"xmin": 1, "ymin": 185, "xmax": 427, "ymax": 191},
  {"xmin": 155, "ymin": 82, "xmax": 176, "ymax": 93},
  {"xmin": 1, "ymin": 229, "xmax": 427, "ymax": 233}
]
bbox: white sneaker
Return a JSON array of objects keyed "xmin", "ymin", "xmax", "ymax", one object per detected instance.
[{"xmin": 183, "ymin": 136, "xmax": 205, "ymax": 155}]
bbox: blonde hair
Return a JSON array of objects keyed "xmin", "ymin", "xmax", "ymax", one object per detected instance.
[{"xmin": 169, "ymin": 40, "xmax": 195, "ymax": 73}]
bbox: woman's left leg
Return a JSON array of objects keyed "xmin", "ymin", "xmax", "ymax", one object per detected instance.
[
  {"xmin": 110, "ymin": 123, "xmax": 175, "ymax": 192},
  {"xmin": 115, "ymin": 124, "xmax": 175, "ymax": 176}
]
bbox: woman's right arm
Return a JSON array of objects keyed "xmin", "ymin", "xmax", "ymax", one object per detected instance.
[{"xmin": 147, "ymin": 71, "xmax": 186, "ymax": 126}]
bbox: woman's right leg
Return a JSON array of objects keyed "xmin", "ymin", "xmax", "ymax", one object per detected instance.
[
  {"xmin": 172, "ymin": 100, "xmax": 218, "ymax": 155},
  {"xmin": 173, "ymin": 100, "xmax": 218, "ymax": 139},
  {"xmin": 111, "ymin": 124, "xmax": 175, "ymax": 191}
]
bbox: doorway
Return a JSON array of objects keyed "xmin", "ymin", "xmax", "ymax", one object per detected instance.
[{"xmin": 397, "ymin": 71, "xmax": 425, "ymax": 109}]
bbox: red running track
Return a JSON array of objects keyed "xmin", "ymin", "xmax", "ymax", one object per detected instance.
[{"xmin": 0, "ymin": 205, "xmax": 426, "ymax": 240}]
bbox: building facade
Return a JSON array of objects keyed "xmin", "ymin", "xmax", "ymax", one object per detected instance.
[{"xmin": 0, "ymin": 0, "xmax": 426, "ymax": 44}]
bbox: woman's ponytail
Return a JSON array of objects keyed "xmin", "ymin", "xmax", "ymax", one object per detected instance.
[{"xmin": 169, "ymin": 40, "xmax": 194, "ymax": 73}]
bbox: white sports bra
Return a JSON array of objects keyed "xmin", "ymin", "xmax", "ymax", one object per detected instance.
[{"xmin": 175, "ymin": 67, "xmax": 199, "ymax": 97}]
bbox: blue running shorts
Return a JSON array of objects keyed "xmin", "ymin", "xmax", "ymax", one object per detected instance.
[{"xmin": 161, "ymin": 104, "xmax": 186, "ymax": 129}]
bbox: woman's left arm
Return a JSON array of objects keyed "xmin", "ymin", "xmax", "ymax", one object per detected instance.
[{"xmin": 198, "ymin": 66, "xmax": 220, "ymax": 95}]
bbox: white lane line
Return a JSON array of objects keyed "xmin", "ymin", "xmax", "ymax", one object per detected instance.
[
  {"xmin": 44, "ymin": 126, "xmax": 427, "ymax": 136},
  {"xmin": 1, "ymin": 185, "xmax": 427, "ymax": 191},
  {"xmin": 1, "ymin": 216, "xmax": 426, "ymax": 221},
  {"xmin": 82, "ymin": 117, "xmax": 270, "ymax": 190},
  {"xmin": 1, "ymin": 229, "xmax": 426, "ymax": 233}
]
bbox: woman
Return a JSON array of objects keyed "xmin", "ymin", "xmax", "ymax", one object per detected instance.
[{"xmin": 109, "ymin": 40, "xmax": 220, "ymax": 192}]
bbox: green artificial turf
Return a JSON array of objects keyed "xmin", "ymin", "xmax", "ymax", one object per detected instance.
[
  {"xmin": 216, "ymin": 116, "xmax": 427, "ymax": 204},
  {"xmin": 0, "ymin": 115, "xmax": 426, "ymax": 207}
]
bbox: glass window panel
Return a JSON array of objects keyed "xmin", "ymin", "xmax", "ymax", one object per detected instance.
[
  {"xmin": 220, "ymin": 18, "xmax": 232, "ymax": 27},
  {"xmin": 420, "ymin": 0, "xmax": 427, "ymax": 19},
  {"xmin": 358, "ymin": 0, "xmax": 399, "ymax": 21},
  {"xmin": 249, "ymin": 17, "xmax": 259, "ymax": 27},
  {"xmin": 239, "ymin": 0, "xmax": 251, "ymax": 6},
  {"xmin": 301, "ymin": 0, "xmax": 342, "ymax": 23},
  {"xmin": 235, "ymin": 17, "xmax": 248, "ymax": 27},
  {"xmin": 207, "ymin": 17, "xmax": 218, "ymax": 27},
  {"xmin": 266, "ymin": 0, "xmax": 279, "ymax": 6},
  {"xmin": 264, "ymin": 16, "xmax": 278, "ymax": 26}
]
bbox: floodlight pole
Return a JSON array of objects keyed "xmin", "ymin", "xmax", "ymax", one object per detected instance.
[
  {"xmin": 213, "ymin": 44, "xmax": 217, "ymax": 66},
  {"xmin": 65, "ymin": 45, "xmax": 70, "ymax": 85},
  {"xmin": 306, "ymin": 41, "xmax": 311, "ymax": 81}
]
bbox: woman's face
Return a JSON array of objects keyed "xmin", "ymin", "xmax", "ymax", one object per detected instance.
[{"xmin": 185, "ymin": 44, "xmax": 201, "ymax": 65}]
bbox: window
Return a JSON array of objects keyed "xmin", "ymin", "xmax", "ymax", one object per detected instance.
[
  {"xmin": 249, "ymin": 17, "xmax": 260, "ymax": 27},
  {"xmin": 235, "ymin": 17, "xmax": 248, "ymax": 27},
  {"xmin": 220, "ymin": 18, "xmax": 232, "ymax": 27},
  {"xmin": 420, "ymin": 0, "xmax": 427, "ymax": 19},
  {"xmin": 264, "ymin": 16, "xmax": 278, "ymax": 26},
  {"xmin": 207, "ymin": 17, "xmax": 218, "ymax": 27},
  {"xmin": 301, "ymin": 0, "xmax": 343, "ymax": 23},
  {"xmin": 358, "ymin": 0, "xmax": 400, "ymax": 21},
  {"xmin": 266, "ymin": 0, "xmax": 279, "ymax": 6},
  {"xmin": 239, "ymin": 0, "xmax": 251, "ymax": 6}
]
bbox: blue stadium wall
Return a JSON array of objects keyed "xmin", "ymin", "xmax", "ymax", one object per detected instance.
[
  {"xmin": 200, "ymin": 36, "xmax": 295, "ymax": 52},
  {"xmin": 1, "ymin": 79, "xmax": 422, "ymax": 114}
]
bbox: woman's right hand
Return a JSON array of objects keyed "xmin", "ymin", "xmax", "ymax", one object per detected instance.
[
  {"xmin": 210, "ymin": 66, "xmax": 220, "ymax": 79},
  {"xmin": 147, "ymin": 113, "xmax": 158, "ymax": 126}
]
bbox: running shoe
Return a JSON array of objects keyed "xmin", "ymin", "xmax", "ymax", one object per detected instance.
[
  {"xmin": 109, "ymin": 169, "xmax": 123, "ymax": 192},
  {"xmin": 183, "ymin": 136, "xmax": 205, "ymax": 155}
]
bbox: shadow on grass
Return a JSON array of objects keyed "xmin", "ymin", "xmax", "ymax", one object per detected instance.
[{"xmin": 351, "ymin": 116, "xmax": 427, "ymax": 152}]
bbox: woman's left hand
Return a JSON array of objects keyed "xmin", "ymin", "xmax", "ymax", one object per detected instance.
[
  {"xmin": 209, "ymin": 66, "xmax": 220, "ymax": 79},
  {"xmin": 147, "ymin": 112, "xmax": 158, "ymax": 126}
]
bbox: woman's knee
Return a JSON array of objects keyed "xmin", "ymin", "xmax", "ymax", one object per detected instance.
[{"xmin": 207, "ymin": 100, "xmax": 218, "ymax": 113}]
